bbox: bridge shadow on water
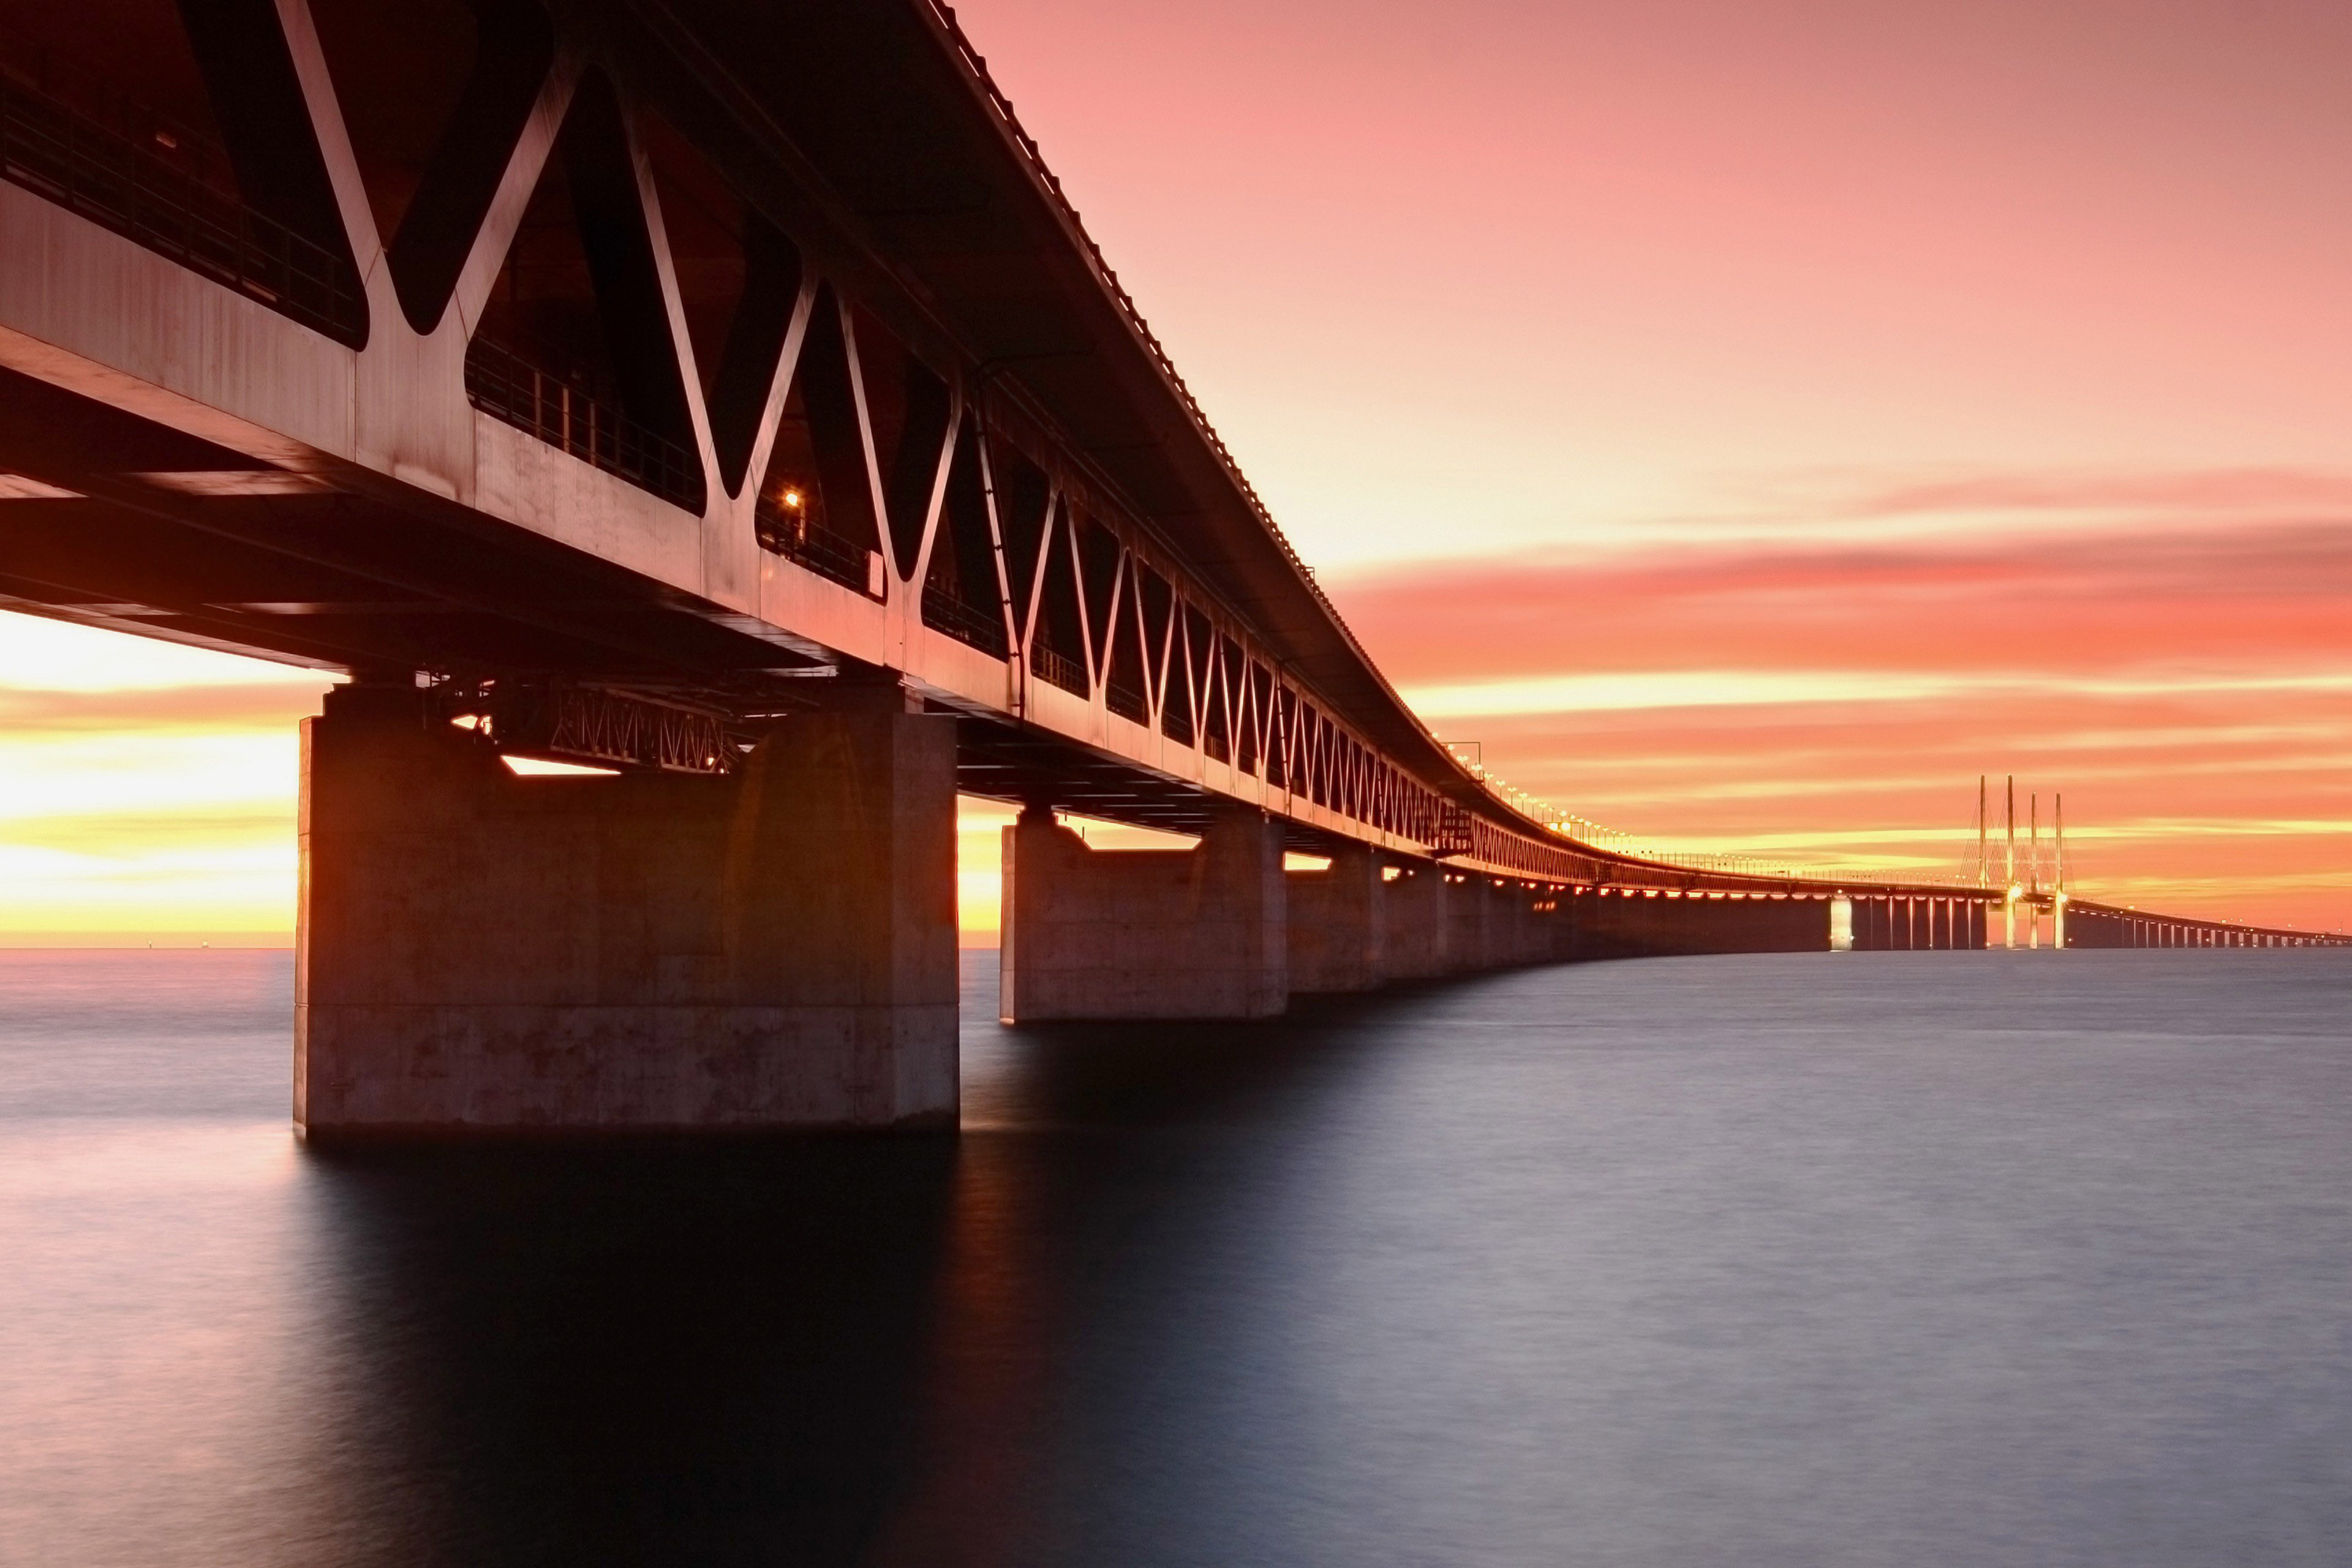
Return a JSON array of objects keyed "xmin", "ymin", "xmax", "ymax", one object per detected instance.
[
  {"xmin": 306, "ymin": 1136, "xmax": 956, "ymax": 1567},
  {"xmin": 296, "ymin": 952, "xmax": 1431, "ymax": 1568}
]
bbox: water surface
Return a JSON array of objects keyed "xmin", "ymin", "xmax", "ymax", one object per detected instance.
[{"xmin": 3, "ymin": 947, "xmax": 2348, "ymax": 1566}]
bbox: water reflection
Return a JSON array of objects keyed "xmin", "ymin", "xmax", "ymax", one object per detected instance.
[
  {"xmin": 7, "ymin": 949, "xmax": 2352, "ymax": 1566},
  {"xmin": 288, "ymin": 971, "xmax": 1393, "ymax": 1566},
  {"xmin": 303, "ymin": 1138, "xmax": 959, "ymax": 1566}
]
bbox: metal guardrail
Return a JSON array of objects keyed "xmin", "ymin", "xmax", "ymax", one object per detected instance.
[
  {"xmin": 1028, "ymin": 642, "xmax": 1087, "ymax": 696},
  {"xmin": 755, "ymin": 499, "xmax": 882, "ymax": 597},
  {"xmin": 464, "ymin": 336, "xmax": 704, "ymax": 511},
  {"xmin": 921, "ymin": 581, "xmax": 1009, "ymax": 655},
  {"xmin": 0, "ymin": 43, "xmax": 364, "ymax": 347},
  {"xmin": 1106, "ymin": 679, "xmax": 1148, "ymax": 725}
]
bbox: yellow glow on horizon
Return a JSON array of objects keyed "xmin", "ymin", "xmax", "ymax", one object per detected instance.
[
  {"xmin": 0, "ymin": 612, "xmax": 325, "ymax": 690},
  {"xmin": 0, "ymin": 614, "xmax": 325, "ymax": 935},
  {"xmin": 3, "ymin": 605, "xmax": 2344, "ymax": 938}
]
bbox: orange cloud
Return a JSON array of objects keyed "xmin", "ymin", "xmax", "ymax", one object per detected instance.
[
  {"xmin": 1323, "ymin": 500, "xmax": 2352, "ymax": 929},
  {"xmin": 1334, "ymin": 512, "xmax": 2352, "ymax": 686}
]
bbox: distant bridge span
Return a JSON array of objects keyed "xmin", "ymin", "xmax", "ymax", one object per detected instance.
[{"xmin": 1, "ymin": 1, "xmax": 2337, "ymax": 1135}]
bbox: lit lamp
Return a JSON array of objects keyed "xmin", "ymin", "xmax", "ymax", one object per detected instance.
[{"xmin": 769, "ymin": 483, "xmax": 811, "ymax": 549}]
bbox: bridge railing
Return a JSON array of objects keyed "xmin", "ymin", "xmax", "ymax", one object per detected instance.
[
  {"xmin": 756, "ymin": 495, "xmax": 884, "ymax": 599},
  {"xmin": 1028, "ymin": 641, "xmax": 1088, "ymax": 698},
  {"xmin": 464, "ymin": 336, "xmax": 704, "ymax": 513},
  {"xmin": 919, "ymin": 579, "xmax": 1009, "ymax": 655},
  {"xmin": 0, "ymin": 26, "xmax": 364, "ymax": 347}
]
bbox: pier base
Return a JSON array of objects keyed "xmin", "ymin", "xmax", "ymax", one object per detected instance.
[
  {"xmin": 295, "ymin": 685, "xmax": 958, "ymax": 1139},
  {"xmin": 999, "ymin": 805, "xmax": 1286, "ymax": 1020},
  {"xmin": 1286, "ymin": 846, "xmax": 1385, "ymax": 993},
  {"xmin": 1376, "ymin": 864, "xmax": 1450, "ymax": 981},
  {"xmin": 1562, "ymin": 890, "xmax": 1830, "ymax": 958}
]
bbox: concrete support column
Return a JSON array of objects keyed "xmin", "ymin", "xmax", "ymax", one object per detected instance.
[
  {"xmin": 1442, "ymin": 875, "xmax": 1491, "ymax": 973},
  {"xmin": 1287, "ymin": 845, "xmax": 1385, "ymax": 993},
  {"xmin": 295, "ymin": 684, "xmax": 959, "ymax": 1139},
  {"xmin": 1377, "ymin": 863, "xmax": 1449, "ymax": 980},
  {"xmin": 1565, "ymin": 889, "xmax": 1830, "ymax": 957},
  {"xmin": 1000, "ymin": 804, "xmax": 1286, "ymax": 1020},
  {"xmin": 1512, "ymin": 888, "xmax": 1552, "ymax": 964},
  {"xmin": 1492, "ymin": 882, "xmax": 1534, "ymax": 966},
  {"xmin": 1489, "ymin": 884, "xmax": 1520, "ymax": 967},
  {"xmin": 1490, "ymin": 880, "xmax": 1534, "ymax": 967}
]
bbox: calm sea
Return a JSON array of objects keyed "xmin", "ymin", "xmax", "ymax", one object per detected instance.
[{"xmin": 2, "ymin": 947, "xmax": 2348, "ymax": 1566}]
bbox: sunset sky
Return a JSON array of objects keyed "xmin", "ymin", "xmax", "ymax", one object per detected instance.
[{"xmin": 6, "ymin": 0, "xmax": 2350, "ymax": 939}]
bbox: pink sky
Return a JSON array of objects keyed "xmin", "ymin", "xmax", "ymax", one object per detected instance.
[
  {"xmin": 941, "ymin": 0, "xmax": 2352, "ymax": 927},
  {"xmin": 4, "ymin": 0, "xmax": 2347, "ymax": 934}
]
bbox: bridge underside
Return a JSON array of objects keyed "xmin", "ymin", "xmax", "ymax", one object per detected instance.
[
  {"xmin": 0, "ymin": 358, "xmax": 1381, "ymax": 849},
  {"xmin": 0, "ymin": 360, "xmax": 819, "ymax": 683}
]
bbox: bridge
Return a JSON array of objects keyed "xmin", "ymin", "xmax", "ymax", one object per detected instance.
[{"xmin": 1, "ymin": 0, "xmax": 2338, "ymax": 1137}]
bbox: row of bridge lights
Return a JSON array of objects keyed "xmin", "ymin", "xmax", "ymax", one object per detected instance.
[
  {"xmin": 1444, "ymin": 741, "xmax": 1822, "ymax": 881},
  {"xmin": 1446, "ymin": 743, "xmax": 2022, "ymax": 889}
]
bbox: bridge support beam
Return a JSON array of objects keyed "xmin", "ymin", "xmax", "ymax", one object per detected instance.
[
  {"xmin": 1286, "ymin": 845, "xmax": 1386, "ymax": 993},
  {"xmin": 295, "ymin": 684, "xmax": 959, "ymax": 1139},
  {"xmin": 999, "ymin": 804, "xmax": 1286, "ymax": 1020}
]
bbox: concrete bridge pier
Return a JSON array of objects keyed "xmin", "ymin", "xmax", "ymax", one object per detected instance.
[
  {"xmin": 998, "ymin": 804, "xmax": 1287, "ymax": 1020},
  {"xmin": 1439, "ymin": 875, "xmax": 1490, "ymax": 973},
  {"xmin": 1374, "ymin": 864, "xmax": 1450, "ymax": 981},
  {"xmin": 1501, "ymin": 884, "xmax": 1551, "ymax": 965},
  {"xmin": 1563, "ymin": 888, "xmax": 1833, "ymax": 957},
  {"xmin": 1286, "ymin": 845, "xmax": 1387, "ymax": 993},
  {"xmin": 295, "ymin": 683, "xmax": 960, "ymax": 1139}
]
